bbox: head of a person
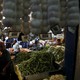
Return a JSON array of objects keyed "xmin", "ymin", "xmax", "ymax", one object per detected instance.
[
  {"xmin": 13, "ymin": 40, "xmax": 17, "ymax": 44},
  {"xmin": 35, "ymin": 38, "xmax": 39, "ymax": 45},
  {"xmin": 57, "ymin": 39, "xmax": 61, "ymax": 45},
  {"xmin": 0, "ymin": 42, "xmax": 5, "ymax": 51}
]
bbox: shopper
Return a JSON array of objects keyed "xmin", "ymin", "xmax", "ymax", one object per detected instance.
[
  {"xmin": 0, "ymin": 41, "xmax": 19, "ymax": 80},
  {"xmin": 33, "ymin": 38, "xmax": 43, "ymax": 50},
  {"xmin": 12, "ymin": 40, "xmax": 20, "ymax": 55},
  {"xmin": 18, "ymin": 32, "xmax": 24, "ymax": 41}
]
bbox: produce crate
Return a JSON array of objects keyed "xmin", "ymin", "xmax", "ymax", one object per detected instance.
[
  {"xmin": 24, "ymin": 72, "xmax": 49, "ymax": 80},
  {"xmin": 15, "ymin": 65, "xmax": 64, "ymax": 80},
  {"xmin": 15, "ymin": 65, "xmax": 49, "ymax": 80}
]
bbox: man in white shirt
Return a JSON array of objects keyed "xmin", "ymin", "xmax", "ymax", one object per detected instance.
[{"xmin": 12, "ymin": 40, "xmax": 20, "ymax": 55}]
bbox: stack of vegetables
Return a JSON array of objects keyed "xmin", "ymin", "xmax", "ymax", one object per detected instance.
[
  {"xmin": 2, "ymin": 0, "xmax": 16, "ymax": 27},
  {"xmin": 41, "ymin": 0, "xmax": 50, "ymax": 33},
  {"xmin": 22, "ymin": 0, "xmax": 31, "ymax": 34},
  {"xmin": 18, "ymin": 51, "xmax": 56, "ymax": 77},
  {"xmin": 60, "ymin": 0, "xmax": 67, "ymax": 28},
  {"xmin": 48, "ymin": 0, "xmax": 61, "ymax": 35},
  {"xmin": 48, "ymin": 0, "xmax": 60, "ymax": 25},
  {"xmin": 14, "ymin": 46, "xmax": 65, "ymax": 78},
  {"xmin": 12, "ymin": 0, "xmax": 23, "ymax": 31},
  {"xmin": 67, "ymin": 0, "xmax": 79, "ymax": 27},
  {"xmin": 47, "ymin": 46, "xmax": 65, "ymax": 63},
  {"xmin": 14, "ymin": 52, "xmax": 31, "ymax": 64},
  {"xmin": 30, "ymin": 0, "xmax": 42, "ymax": 35}
]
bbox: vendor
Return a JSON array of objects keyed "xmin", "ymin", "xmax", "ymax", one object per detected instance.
[{"xmin": 57, "ymin": 39, "xmax": 62, "ymax": 45}]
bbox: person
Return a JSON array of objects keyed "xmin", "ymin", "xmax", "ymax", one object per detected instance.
[
  {"xmin": 12, "ymin": 40, "xmax": 20, "ymax": 55},
  {"xmin": 18, "ymin": 32, "xmax": 24, "ymax": 41},
  {"xmin": 57, "ymin": 39, "xmax": 62, "ymax": 45},
  {"xmin": 0, "ymin": 41, "xmax": 19, "ymax": 80},
  {"xmin": 33, "ymin": 38, "xmax": 43, "ymax": 50},
  {"xmin": 53, "ymin": 37, "xmax": 57, "ymax": 45}
]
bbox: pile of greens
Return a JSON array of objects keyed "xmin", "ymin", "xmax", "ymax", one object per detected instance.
[
  {"xmin": 14, "ymin": 52, "xmax": 31, "ymax": 64},
  {"xmin": 14, "ymin": 46, "xmax": 65, "ymax": 77},
  {"xmin": 18, "ymin": 51, "xmax": 56, "ymax": 77},
  {"xmin": 47, "ymin": 46, "xmax": 65, "ymax": 62},
  {"xmin": 14, "ymin": 47, "xmax": 49, "ymax": 64}
]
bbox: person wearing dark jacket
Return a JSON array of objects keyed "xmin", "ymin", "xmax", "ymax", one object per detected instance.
[
  {"xmin": 18, "ymin": 32, "xmax": 24, "ymax": 41},
  {"xmin": 0, "ymin": 42, "xmax": 19, "ymax": 80}
]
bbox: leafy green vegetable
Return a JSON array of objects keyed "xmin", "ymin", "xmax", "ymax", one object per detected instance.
[
  {"xmin": 18, "ymin": 51, "xmax": 56, "ymax": 77},
  {"xmin": 14, "ymin": 46, "xmax": 65, "ymax": 77},
  {"xmin": 47, "ymin": 46, "xmax": 65, "ymax": 62},
  {"xmin": 14, "ymin": 52, "xmax": 31, "ymax": 64}
]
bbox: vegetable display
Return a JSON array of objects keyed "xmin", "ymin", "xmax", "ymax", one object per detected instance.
[
  {"xmin": 47, "ymin": 46, "xmax": 65, "ymax": 63},
  {"xmin": 14, "ymin": 52, "xmax": 31, "ymax": 64},
  {"xmin": 14, "ymin": 46, "xmax": 64, "ymax": 77},
  {"xmin": 18, "ymin": 51, "xmax": 56, "ymax": 77}
]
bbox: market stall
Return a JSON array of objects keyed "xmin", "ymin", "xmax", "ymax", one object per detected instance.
[{"xmin": 0, "ymin": 0, "xmax": 79, "ymax": 80}]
